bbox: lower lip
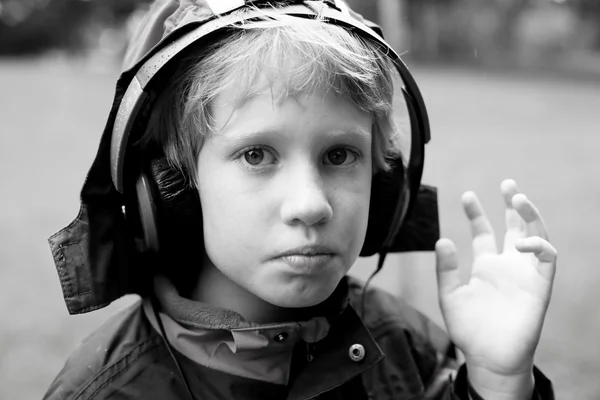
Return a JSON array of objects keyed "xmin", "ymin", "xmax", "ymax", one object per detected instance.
[{"xmin": 275, "ymin": 254, "xmax": 334, "ymax": 273}]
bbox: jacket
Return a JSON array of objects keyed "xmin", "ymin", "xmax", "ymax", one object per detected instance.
[{"xmin": 43, "ymin": 276, "xmax": 554, "ymax": 400}]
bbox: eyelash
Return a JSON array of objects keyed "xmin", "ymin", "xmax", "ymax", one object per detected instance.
[
  {"xmin": 233, "ymin": 146, "xmax": 278, "ymax": 172},
  {"xmin": 323, "ymin": 147, "xmax": 362, "ymax": 167},
  {"xmin": 232, "ymin": 145, "xmax": 363, "ymax": 171}
]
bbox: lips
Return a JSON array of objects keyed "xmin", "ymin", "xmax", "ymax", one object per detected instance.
[
  {"xmin": 270, "ymin": 245, "xmax": 337, "ymax": 273},
  {"xmin": 274, "ymin": 245, "xmax": 335, "ymax": 258}
]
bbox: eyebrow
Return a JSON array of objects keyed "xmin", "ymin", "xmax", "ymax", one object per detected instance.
[
  {"xmin": 332, "ymin": 127, "xmax": 371, "ymax": 139},
  {"xmin": 327, "ymin": 127, "xmax": 372, "ymax": 146}
]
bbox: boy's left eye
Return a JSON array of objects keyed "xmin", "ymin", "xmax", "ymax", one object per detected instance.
[{"xmin": 324, "ymin": 148, "xmax": 358, "ymax": 166}]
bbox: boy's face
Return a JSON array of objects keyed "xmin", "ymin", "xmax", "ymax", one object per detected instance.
[{"xmin": 196, "ymin": 82, "xmax": 372, "ymax": 308}]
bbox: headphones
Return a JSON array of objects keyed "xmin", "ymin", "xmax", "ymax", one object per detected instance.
[{"xmin": 110, "ymin": 2, "xmax": 432, "ymax": 261}]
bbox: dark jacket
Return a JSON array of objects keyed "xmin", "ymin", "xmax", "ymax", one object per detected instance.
[{"xmin": 43, "ymin": 276, "xmax": 553, "ymax": 400}]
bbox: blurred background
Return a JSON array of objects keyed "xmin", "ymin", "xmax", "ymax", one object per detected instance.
[{"xmin": 0, "ymin": 0, "xmax": 599, "ymax": 399}]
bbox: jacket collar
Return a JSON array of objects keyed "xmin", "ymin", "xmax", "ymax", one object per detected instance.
[
  {"xmin": 285, "ymin": 302, "xmax": 384, "ymax": 400},
  {"xmin": 152, "ymin": 274, "xmax": 350, "ymax": 330},
  {"xmin": 144, "ymin": 274, "xmax": 385, "ymax": 395}
]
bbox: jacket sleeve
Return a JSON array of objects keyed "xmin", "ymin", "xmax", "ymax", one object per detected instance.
[
  {"xmin": 403, "ymin": 318, "xmax": 555, "ymax": 400},
  {"xmin": 436, "ymin": 363, "xmax": 556, "ymax": 400},
  {"xmin": 414, "ymin": 331, "xmax": 555, "ymax": 399}
]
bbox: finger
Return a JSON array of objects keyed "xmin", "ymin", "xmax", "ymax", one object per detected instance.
[
  {"xmin": 500, "ymin": 179, "xmax": 520, "ymax": 208},
  {"xmin": 435, "ymin": 238, "xmax": 462, "ymax": 297},
  {"xmin": 462, "ymin": 191, "xmax": 497, "ymax": 256},
  {"xmin": 515, "ymin": 236, "xmax": 557, "ymax": 282},
  {"xmin": 515, "ymin": 237, "xmax": 557, "ymax": 262},
  {"xmin": 501, "ymin": 179, "xmax": 525, "ymax": 252},
  {"xmin": 512, "ymin": 194, "xmax": 549, "ymax": 240}
]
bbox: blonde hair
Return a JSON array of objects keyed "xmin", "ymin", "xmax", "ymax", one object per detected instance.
[{"xmin": 143, "ymin": 10, "xmax": 402, "ymax": 188}]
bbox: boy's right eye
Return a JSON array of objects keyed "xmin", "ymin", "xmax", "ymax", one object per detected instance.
[
  {"xmin": 236, "ymin": 146, "xmax": 277, "ymax": 169},
  {"xmin": 244, "ymin": 149, "xmax": 267, "ymax": 166}
]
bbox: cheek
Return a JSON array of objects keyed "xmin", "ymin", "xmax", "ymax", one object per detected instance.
[
  {"xmin": 353, "ymin": 190, "xmax": 372, "ymax": 245},
  {"xmin": 196, "ymin": 154, "xmax": 231, "ymax": 249},
  {"xmin": 199, "ymin": 182, "xmax": 238, "ymax": 241},
  {"xmin": 331, "ymin": 173, "xmax": 372, "ymax": 253},
  {"xmin": 196, "ymin": 167, "xmax": 262, "ymax": 257}
]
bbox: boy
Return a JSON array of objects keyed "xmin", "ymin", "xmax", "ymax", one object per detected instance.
[{"xmin": 44, "ymin": 1, "xmax": 558, "ymax": 399}]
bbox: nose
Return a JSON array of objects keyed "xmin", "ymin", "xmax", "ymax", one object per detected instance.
[{"xmin": 280, "ymin": 165, "xmax": 333, "ymax": 227}]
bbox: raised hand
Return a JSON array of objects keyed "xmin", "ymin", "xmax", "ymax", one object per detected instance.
[{"xmin": 435, "ymin": 179, "xmax": 557, "ymax": 399}]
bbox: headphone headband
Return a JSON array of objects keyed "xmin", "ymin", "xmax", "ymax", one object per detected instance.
[{"xmin": 111, "ymin": 2, "xmax": 430, "ymax": 193}]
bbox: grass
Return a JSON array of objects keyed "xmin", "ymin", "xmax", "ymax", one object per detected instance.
[{"xmin": 1, "ymin": 57, "xmax": 599, "ymax": 399}]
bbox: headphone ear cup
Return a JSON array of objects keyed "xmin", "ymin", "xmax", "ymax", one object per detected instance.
[
  {"xmin": 360, "ymin": 159, "xmax": 407, "ymax": 257},
  {"xmin": 146, "ymin": 157, "xmax": 204, "ymax": 295},
  {"xmin": 135, "ymin": 171, "xmax": 160, "ymax": 253},
  {"xmin": 149, "ymin": 157, "xmax": 203, "ymax": 243}
]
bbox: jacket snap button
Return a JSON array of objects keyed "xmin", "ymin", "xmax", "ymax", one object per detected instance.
[
  {"xmin": 348, "ymin": 344, "xmax": 365, "ymax": 362},
  {"xmin": 274, "ymin": 332, "xmax": 288, "ymax": 343}
]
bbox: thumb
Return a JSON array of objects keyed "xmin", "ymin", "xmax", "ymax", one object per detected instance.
[{"xmin": 435, "ymin": 238, "xmax": 461, "ymax": 298}]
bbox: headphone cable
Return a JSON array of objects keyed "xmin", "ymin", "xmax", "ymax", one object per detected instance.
[
  {"xmin": 151, "ymin": 296, "xmax": 197, "ymax": 400},
  {"xmin": 361, "ymin": 251, "xmax": 387, "ymax": 318}
]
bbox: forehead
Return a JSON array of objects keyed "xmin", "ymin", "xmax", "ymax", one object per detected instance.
[
  {"xmin": 209, "ymin": 56, "xmax": 373, "ymax": 126},
  {"xmin": 211, "ymin": 72, "xmax": 372, "ymax": 137},
  {"xmin": 221, "ymin": 52, "xmax": 333, "ymax": 102},
  {"xmin": 216, "ymin": 69, "xmax": 322, "ymax": 110}
]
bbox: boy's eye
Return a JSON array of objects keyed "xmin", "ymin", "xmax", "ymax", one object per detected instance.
[
  {"xmin": 242, "ymin": 148, "xmax": 275, "ymax": 166},
  {"xmin": 324, "ymin": 148, "xmax": 358, "ymax": 166},
  {"xmin": 245, "ymin": 149, "xmax": 264, "ymax": 165}
]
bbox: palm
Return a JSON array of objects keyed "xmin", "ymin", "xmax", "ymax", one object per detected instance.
[{"xmin": 436, "ymin": 180, "xmax": 557, "ymax": 376}]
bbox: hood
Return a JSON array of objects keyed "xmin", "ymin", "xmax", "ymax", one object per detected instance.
[{"xmin": 48, "ymin": 0, "xmax": 439, "ymax": 315}]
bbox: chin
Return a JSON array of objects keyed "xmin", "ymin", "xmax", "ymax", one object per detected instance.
[
  {"xmin": 273, "ymin": 297, "xmax": 324, "ymax": 309},
  {"xmin": 264, "ymin": 281, "xmax": 338, "ymax": 309}
]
